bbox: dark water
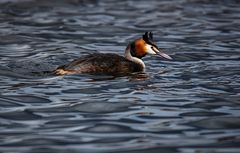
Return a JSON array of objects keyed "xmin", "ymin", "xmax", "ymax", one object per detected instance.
[{"xmin": 0, "ymin": 0, "xmax": 240, "ymax": 152}]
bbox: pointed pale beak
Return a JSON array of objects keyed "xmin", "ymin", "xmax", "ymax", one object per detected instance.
[{"xmin": 152, "ymin": 46, "xmax": 172, "ymax": 60}]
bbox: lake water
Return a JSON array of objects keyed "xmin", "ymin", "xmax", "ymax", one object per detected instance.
[{"xmin": 0, "ymin": 0, "xmax": 240, "ymax": 153}]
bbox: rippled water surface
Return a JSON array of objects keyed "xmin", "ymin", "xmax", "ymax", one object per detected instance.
[{"xmin": 0, "ymin": 0, "xmax": 240, "ymax": 152}]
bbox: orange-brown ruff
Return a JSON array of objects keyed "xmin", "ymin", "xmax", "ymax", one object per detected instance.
[{"xmin": 54, "ymin": 32, "xmax": 172, "ymax": 76}]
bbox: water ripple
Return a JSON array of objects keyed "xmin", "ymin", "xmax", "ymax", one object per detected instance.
[{"xmin": 0, "ymin": 0, "xmax": 240, "ymax": 152}]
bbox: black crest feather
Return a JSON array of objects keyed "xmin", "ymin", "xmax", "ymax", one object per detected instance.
[
  {"xmin": 143, "ymin": 32, "xmax": 153, "ymax": 44},
  {"xmin": 142, "ymin": 32, "xmax": 158, "ymax": 48},
  {"xmin": 143, "ymin": 32, "xmax": 153, "ymax": 43}
]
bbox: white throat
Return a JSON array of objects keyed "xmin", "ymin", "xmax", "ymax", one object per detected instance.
[{"xmin": 124, "ymin": 43, "xmax": 145, "ymax": 69}]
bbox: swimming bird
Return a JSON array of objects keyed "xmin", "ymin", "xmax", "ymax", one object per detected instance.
[{"xmin": 54, "ymin": 32, "xmax": 172, "ymax": 76}]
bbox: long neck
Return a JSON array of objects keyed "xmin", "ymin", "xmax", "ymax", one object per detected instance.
[{"xmin": 124, "ymin": 43, "xmax": 145, "ymax": 70}]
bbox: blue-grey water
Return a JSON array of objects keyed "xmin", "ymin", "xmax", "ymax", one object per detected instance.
[{"xmin": 0, "ymin": 0, "xmax": 240, "ymax": 153}]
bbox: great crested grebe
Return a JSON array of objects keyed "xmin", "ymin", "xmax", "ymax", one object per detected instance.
[{"xmin": 54, "ymin": 32, "xmax": 172, "ymax": 76}]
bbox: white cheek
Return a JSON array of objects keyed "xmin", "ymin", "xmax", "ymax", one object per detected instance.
[{"xmin": 145, "ymin": 44, "xmax": 156, "ymax": 54}]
